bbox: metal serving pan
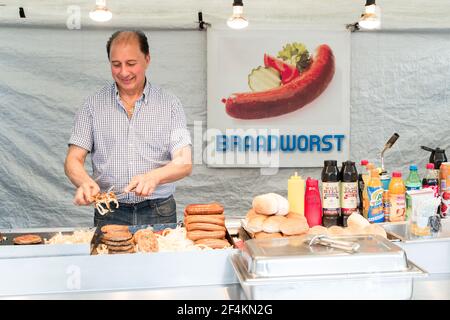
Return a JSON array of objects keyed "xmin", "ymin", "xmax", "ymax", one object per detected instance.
[
  {"xmin": 240, "ymin": 234, "xmax": 408, "ymax": 277},
  {"xmin": 231, "ymin": 253, "xmax": 426, "ymax": 300},
  {"xmin": 382, "ymin": 219, "xmax": 450, "ymax": 273},
  {"xmin": 231, "ymin": 234, "xmax": 427, "ymax": 300},
  {"xmin": 0, "ymin": 227, "xmax": 94, "ymax": 259}
]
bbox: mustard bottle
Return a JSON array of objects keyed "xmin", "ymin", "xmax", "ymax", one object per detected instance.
[{"xmin": 288, "ymin": 172, "xmax": 305, "ymax": 215}]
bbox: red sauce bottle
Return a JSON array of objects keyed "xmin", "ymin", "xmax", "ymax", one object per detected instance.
[{"xmin": 305, "ymin": 178, "xmax": 322, "ymax": 227}]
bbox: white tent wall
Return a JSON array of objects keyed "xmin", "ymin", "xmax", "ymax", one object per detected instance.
[{"xmin": 0, "ymin": 25, "xmax": 449, "ymax": 228}]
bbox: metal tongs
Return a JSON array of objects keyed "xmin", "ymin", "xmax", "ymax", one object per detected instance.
[
  {"xmin": 381, "ymin": 133, "xmax": 399, "ymax": 171},
  {"xmin": 307, "ymin": 235, "xmax": 360, "ymax": 253},
  {"xmin": 111, "ymin": 186, "xmax": 136, "ymax": 199}
]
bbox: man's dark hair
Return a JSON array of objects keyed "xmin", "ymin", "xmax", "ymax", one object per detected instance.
[{"xmin": 106, "ymin": 30, "xmax": 149, "ymax": 60}]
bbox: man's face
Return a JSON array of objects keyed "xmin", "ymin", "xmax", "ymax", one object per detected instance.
[{"xmin": 110, "ymin": 38, "xmax": 150, "ymax": 93}]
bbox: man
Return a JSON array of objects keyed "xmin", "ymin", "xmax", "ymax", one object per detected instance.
[{"xmin": 65, "ymin": 30, "xmax": 192, "ymax": 226}]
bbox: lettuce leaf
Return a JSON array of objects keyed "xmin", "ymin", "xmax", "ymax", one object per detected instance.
[{"xmin": 277, "ymin": 42, "xmax": 311, "ymax": 73}]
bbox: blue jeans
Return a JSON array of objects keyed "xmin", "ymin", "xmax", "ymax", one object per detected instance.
[{"xmin": 94, "ymin": 195, "xmax": 177, "ymax": 227}]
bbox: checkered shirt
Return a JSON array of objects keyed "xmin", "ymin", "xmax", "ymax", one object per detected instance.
[{"xmin": 69, "ymin": 80, "xmax": 191, "ymax": 203}]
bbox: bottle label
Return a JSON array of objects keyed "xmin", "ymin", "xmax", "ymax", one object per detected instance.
[
  {"xmin": 341, "ymin": 182, "xmax": 358, "ymax": 216},
  {"xmin": 405, "ymin": 185, "xmax": 420, "ymax": 222},
  {"xmin": 389, "ymin": 194, "xmax": 406, "ymax": 222},
  {"xmin": 367, "ymin": 186, "xmax": 384, "ymax": 223},
  {"xmin": 383, "ymin": 190, "xmax": 390, "ymax": 221},
  {"xmin": 322, "ymin": 182, "xmax": 340, "ymax": 216},
  {"xmin": 423, "ymin": 185, "xmax": 439, "ymax": 197},
  {"xmin": 441, "ymin": 188, "xmax": 450, "ymax": 218},
  {"xmin": 440, "ymin": 179, "xmax": 447, "ymax": 194},
  {"xmin": 358, "ymin": 177, "xmax": 365, "ymax": 210}
]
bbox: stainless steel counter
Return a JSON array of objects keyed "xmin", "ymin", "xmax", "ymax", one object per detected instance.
[
  {"xmin": 412, "ymin": 273, "xmax": 450, "ymax": 300},
  {"xmin": 1, "ymin": 223, "xmax": 449, "ymax": 300},
  {"xmin": 3, "ymin": 273, "xmax": 449, "ymax": 300}
]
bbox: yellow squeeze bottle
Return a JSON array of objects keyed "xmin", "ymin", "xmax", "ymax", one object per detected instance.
[{"xmin": 288, "ymin": 172, "xmax": 305, "ymax": 215}]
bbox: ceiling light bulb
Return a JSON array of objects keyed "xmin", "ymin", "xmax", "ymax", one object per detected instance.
[
  {"xmin": 89, "ymin": 0, "xmax": 112, "ymax": 22},
  {"xmin": 227, "ymin": 1, "xmax": 249, "ymax": 29},
  {"xmin": 359, "ymin": 3, "xmax": 381, "ymax": 30}
]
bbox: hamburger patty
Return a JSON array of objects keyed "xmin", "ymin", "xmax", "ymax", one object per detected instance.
[
  {"xmin": 101, "ymin": 239, "xmax": 135, "ymax": 247},
  {"xmin": 13, "ymin": 234, "xmax": 43, "ymax": 245},
  {"xmin": 108, "ymin": 247, "xmax": 135, "ymax": 254},
  {"xmin": 107, "ymin": 244, "xmax": 135, "ymax": 251},
  {"xmin": 101, "ymin": 225, "xmax": 129, "ymax": 234},
  {"xmin": 102, "ymin": 231, "xmax": 133, "ymax": 242},
  {"xmin": 134, "ymin": 229, "xmax": 158, "ymax": 252}
]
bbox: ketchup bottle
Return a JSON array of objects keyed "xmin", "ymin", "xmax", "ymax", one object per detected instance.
[{"xmin": 304, "ymin": 178, "xmax": 322, "ymax": 227}]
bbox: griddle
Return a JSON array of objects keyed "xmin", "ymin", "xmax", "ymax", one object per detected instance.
[
  {"xmin": 0, "ymin": 231, "xmax": 74, "ymax": 246},
  {"xmin": 0, "ymin": 227, "xmax": 94, "ymax": 259}
]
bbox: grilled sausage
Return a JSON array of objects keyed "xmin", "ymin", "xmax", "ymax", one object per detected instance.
[{"xmin": 224, "ymin": 44, "xmax": 335, "ymax": 120}]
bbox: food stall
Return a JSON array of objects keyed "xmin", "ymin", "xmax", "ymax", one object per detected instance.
[
  {"xmin": 0, "ymin": 211, "xmax": 449, "ymax": 300},
  {"xmin": 0, "ymin": 0, "xmax": 449, "ymax": 302}
]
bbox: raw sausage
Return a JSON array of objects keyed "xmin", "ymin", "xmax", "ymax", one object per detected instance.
[
  {"xmin": 186, "ymin": 230, "xmax": 226, "ymax": 241},
  {"xmin": 224, "ymin": 44, "xmax": 335, "ymax": 119},
  {"xmin": 185, "ymin": 203, "xmax": 224, "ymax": 215},
  {"xmin": 195, "ymin": 238, "xmax": 231, "ymax": 249},
  {"xmin": 185, "ymin": 223, "xmax": 226, "ymax": 232},
  {"xmin": 184, "ymin": 214, "xmax": 225, "ymax": 226}
]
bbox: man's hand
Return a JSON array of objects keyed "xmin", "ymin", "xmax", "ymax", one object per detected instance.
[
  {"xmin": 65, "ymin": 145, "xmax": 100, "ymax": 206},
  {"xmin": 123, "ymin": 146, "xmax": 192, "ymax": 198},
  {"xmin": 124, "ymin": 172, "xmax": 160, "ymax": 197},
  {"xmin": 74, "ymin": 181, "xmax": 100, "ymax": 206}
]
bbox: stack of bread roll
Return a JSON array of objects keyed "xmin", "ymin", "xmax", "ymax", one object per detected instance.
[
  {"xmin": 245, "ymin": 193, "xmax": 387, "ymax": 240},
  {"xmin": 184, "ymin": 203, "xmax": 232, "ymax": 249},
  {"xmin": 306, "ymin": 213, "xmax": 387, "ymax": 238},
  {"xmin": 245, "ymin": 193, "xmax": 310, "ymax": 239}
]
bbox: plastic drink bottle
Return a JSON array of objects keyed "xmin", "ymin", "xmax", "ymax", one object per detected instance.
[
  {"xmin": 340, "ymin": 161, "xmax": 358, "ymax": 227},
  {"xmin": 422, "ymin": 163, "xmax": 439, "ymax": 197},
  {"xmin": 367, "ymin": 169, "xmax": 384, "ymax": 223},
  {"xmin": 439, "ymin": 163, "xmax": 450, "ymax": 192},
  {"xmin": 288, "ymin": 172, "xmax": 305, "ymax": 215},
  {"xmin": 362, "ymin": 163, "xmax": 375, "ymax": 219},
  {"xmin": 405, "ymin": 165, "xmax": 422, "ymax": 220},
  {"xmin": 388, "ymin": 172, "xmax": 406, "ymax": 222},
  {"xmin": 379, "ymin": 169, "xmax": 391, "ymax": 221},
  {"xmin": 358, "ymin": 160, "xmax": 368, "ymax": 213},
  {"xmin": 304, "ymin": 178, "xmax": 322, "ymax": 227},
  {"xmin": 439, "ymin": 163, "xmax": 450, "ymax": 218},
  {"xmin": 321, "ymin": 160, "xmax": 341, "ymax": 227}
]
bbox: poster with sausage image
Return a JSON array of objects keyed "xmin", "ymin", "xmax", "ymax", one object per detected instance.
[{"xmin": 206, "ymin": 28, "xmax": 350, "ymax": 168}]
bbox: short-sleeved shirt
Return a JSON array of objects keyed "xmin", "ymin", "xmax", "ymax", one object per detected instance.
[{"xmin": 69, "ymin": 80, "xmax": 191, "ymax": 203}]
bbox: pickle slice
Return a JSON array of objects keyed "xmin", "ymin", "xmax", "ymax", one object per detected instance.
[{"xmin": 248, "ymin": 66, "xmax": 281, "ymax": 92}]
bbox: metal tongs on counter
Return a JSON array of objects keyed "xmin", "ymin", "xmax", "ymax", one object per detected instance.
[{"xmin": 307, "ymin": 235, "xmax": 360, "ymax": 253}]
